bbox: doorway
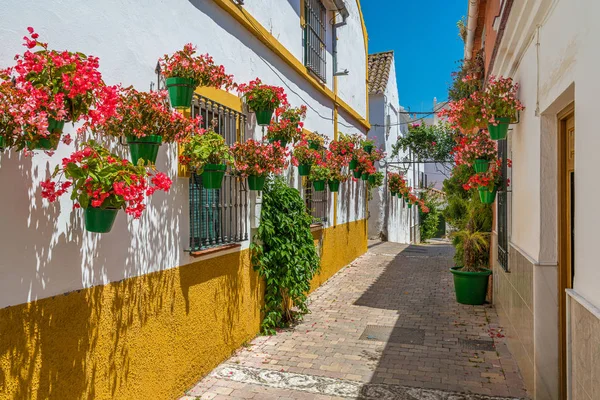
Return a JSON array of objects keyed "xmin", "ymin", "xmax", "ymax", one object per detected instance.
[{"xmin": 558, "ymin": 104, "xmax": 574, "ymax": 398}]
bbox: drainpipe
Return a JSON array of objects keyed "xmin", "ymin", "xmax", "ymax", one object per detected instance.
[
  {"xmin": 333, "ymin": 13, "xmax": 348, "ymax": 76},
  {"xmin": 464, "ymin": 0, "xmax": 480, "ymax": 60}
]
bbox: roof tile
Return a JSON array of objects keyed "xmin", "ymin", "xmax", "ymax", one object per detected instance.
[{"xmin": 368, "ymin": 51, "xmax": 394, "ymax": 95}]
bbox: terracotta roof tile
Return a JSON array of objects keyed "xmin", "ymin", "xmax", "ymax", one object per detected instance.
[{"xmin": 368, "ymin": 51, "xmax": 394, "ymax": 95}]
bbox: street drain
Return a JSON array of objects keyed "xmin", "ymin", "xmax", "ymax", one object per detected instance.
[
  {"xmin": 459, "ymin": 338, "xmax": 496, "ymax": 352},
  {"xmin": 359, "ymin": 325, "xmax": 424, "ymax": 345}
]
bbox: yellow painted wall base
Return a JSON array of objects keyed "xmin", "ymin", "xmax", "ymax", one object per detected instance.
[{"xmin": 0, "ymin": 219, "xmax": 367, "ymax": 400}]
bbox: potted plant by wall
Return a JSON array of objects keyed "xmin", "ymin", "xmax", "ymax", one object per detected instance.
[
  {"xmin": 88, "ymin": 88, "xmax": 202, "ymax": 165},
  {"xmin": 0, "ymin": 81, "xmax": 24, "ymax": 151},
  {"xmin": 355, "ymin": 153, "xmax": 375, "ymax": 181},
  {"xmin": 303, "ymin": 130, "xmax": 327, "ymax": 150},
  {"xmin": 481, "ymin": 76, "xmax": 525, "ymax": 140},
  {"xmin": 361, "ymin": 137, "xmax": 375, "ymax": 153},
  {"xmin": 329, "ymin": 133, "xmax": 355, "ymax": 167},
  {"xmin": 463, "ymin": 159, "xmax": 509, "ymax": 204},
  {"xmin": 292, "ymin": 140, "xmax": 320, "ymax": 177},
  {"xmin": 6, "ymin": 28, "xmax": 117, "ymax": 151},
  {"xmin": 159, "ymin": 44, "xmax": 234, "ymax": 109},
  {"xmin": 231, "ymin": 139, "xmax": 287, "ymax": 191},
  {"xmin": 40, "ymin": 141, "xmax": 172, "ymax": 233},
  {"xmin": 266, "ymin": 105, "xmax": 307, "ymax": 146},
  {"xmin": 438, "ymin": 91, "xmax": 487, "ymax": 135},
  {"xmin": 238, "ymin": 78, "xmax": 288, "ymax": 126},
  {"xmin": 406, "ymin": 192, "xmax": 419, "ymax": 209},
  {"xmin": 450, "ymin": 221, "xmax": 492, "ymax": 305},
  {"xmin": 324, "ymin": 151, "xmax": 349, "ymax": 192},
  {"xmin": 387, "ymin": 172, "xmax": 402, "ymax": 196},
  {"xmin": 179, "ymin": 126, "xmax": 233, "ymax": 189},
  {"xmin": 308, "ymin": 163, "xmax": 329, "ymax": 192},
  {"xmin": 452, "ymin": 130, "xmax": 497, "ymax": 173}
]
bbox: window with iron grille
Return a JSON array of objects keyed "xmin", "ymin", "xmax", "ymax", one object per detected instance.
[
  {"xmin": 304, "ymin": 0, "xmax": 327, "ymax": 82},
  {"xmin": 304, "ymin": 180, "xmax": 329, "ymax": 225},
  {"xmin": 497, "ymin": 139, "xmax": 509, "ymax": 271},
  {"xmin": 188, "ymin": 94, "xmax": 249, "ymax": 251}
]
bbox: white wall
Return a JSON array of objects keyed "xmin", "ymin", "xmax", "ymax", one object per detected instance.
[
  {"xmin": 0, "ymin": 0, "xmax": 368, "ymax": 309},
  {"xmin": 493, "ymin": 0, "xmax": 600, "ymax": 309}
]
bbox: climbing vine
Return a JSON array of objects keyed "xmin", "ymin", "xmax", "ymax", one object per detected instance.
[{"xmin": 251, "ymin": 177, "xmax": 321, "ymax": 335}]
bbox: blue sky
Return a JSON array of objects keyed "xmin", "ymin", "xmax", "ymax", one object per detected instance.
[{"xmin": 361, "ymin": 1, "xmax": 466, "ymax": 113}]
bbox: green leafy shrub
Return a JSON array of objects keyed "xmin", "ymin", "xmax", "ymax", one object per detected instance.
[
  {"xmin": 251, "ymin": 177, "xmax": 321, "ymax": 334},
  {"xmin": 419, "ymin": 189, "xmax": 443, "ymax": 242}
]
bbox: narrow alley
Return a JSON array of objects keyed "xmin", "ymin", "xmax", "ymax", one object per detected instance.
[{"xmin": 182, "ymin": 242, "xmax": 528, "ymax": 400}]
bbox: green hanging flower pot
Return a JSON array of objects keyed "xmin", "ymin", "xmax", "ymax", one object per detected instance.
[
  {"xmin": 313, "ymin": 180, "xmax": 326, "ymax": 192},
  {"xmin": 0, "ymin": 137, "xmax": 5, "ymax": 150},
  {"xmin": 391, "ymin": 191, "xmax": 398, "ymax": 197},
  {"xmin": 363, "ymin": 144, "xmax": 374, "ymax": 153},
  {"xmin": 26, "ymin": 118, "xmax": 65, "ymax": 150},
  {"xmin": 254, "ymin": 108, "xmax": 274, "ymax": 126},
  {"xmin": 353, "ymin": 170, "xmax": 362, "ymax": 179},
  {"xmin": 201, "ymin": 164, "xmax": 227, "ymax": 189},
  {"xmin": 248, "ymin": 175, "xmax": 266, "ymax": 191},
  {"xmin": 361, "ymin": 173, "xmax": 369, "ymax": 181},
  {"xmin": 298, "ymin": 164, "xmax": 311, "ymax": 176},
  {"xmin": 308, "ymin": 140, "xmax": 320, "ymax": 150},
  {"xmin": 166, "ymin": 77, "xmax": 196, "ymax": 109},
  {"xmin": 488, "ymin": 117, "xmax": 511, "ymax": 140},
  {"xmin": 85, "ymin": 207, "xmax": 119, "ymax": 233},
  {"xmin": 407, "ymin": 203, "xmax": 413, "ymax": 209},
  {"xmin": 349, "ymin": 159, "xmax": 358, "ymax": 171},
  {"xmin": 126, "ymin": 135, "xmax": 163, "ymax": 166},
  {"xmin": 478, "ymin": 186, "xmax": 497, "ymax": 204},
  {"xmin": 473, "ymin": 159, "xmax": 490, "ymax": 173},
  {"xmin": 328, "ymin": 180, "xmax": 340, "ymax": 192},
  {"xmin": 268, "ymin": 136, "xmax": 288, "ymax": 148},
  {"xmin": 368, "ymin": 175, "xmax": 375, "ymax": 185}
]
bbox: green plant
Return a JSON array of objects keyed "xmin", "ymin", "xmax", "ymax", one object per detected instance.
[
  {"xmin": 448, "ymin": 51, "xmax": 485, "ymax": 102},
  {"xmin": 238, "ymin": 78, "xmax": 288, "ymax": 112},
  {"xmin": 309, "ymin": 164, "xmax": 330, "ymax": 181},
  {"xmin": 367, "ymin": 171, "xmax": 383, "ymax": 188},
  {"xmin": 419, "ymin": 189, "xmax": 443, "ymax": 242},
  {"xmin": 179, "ymin": 127, "xmax": 233, "ymax": 173},
  {"xmin": 392, "ymin": 122, "xmax": 455, "ymax": 162},
  {"xmin": 251, "ymin": 177, "xmax": 321, "ymax": 334},
  {"xmin": 451, "ymin": 227, "xmax": 490, "ymax": 272},
  {"xmin": 457, "ymin": 17, "xmax": 467, "ymax": 42},
  {"xmin": 480, "ymin": 75, "xmax": 525, "ymax": 122}
]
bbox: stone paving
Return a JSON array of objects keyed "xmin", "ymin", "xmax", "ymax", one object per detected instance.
[{"xmin": 180, "ymin": 240, "xmax": 529, "ymax": 400}]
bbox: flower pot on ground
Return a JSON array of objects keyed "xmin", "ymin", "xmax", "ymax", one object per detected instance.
[
  {"xmin": 238, "ymin": 78, "xmax": 289, "ymax": 126},
  {"xmin": 478, "ymin": 187, "xmax": 497, "ymax": 204},
  {"xmin": 473, "ymin": 158, "xmax": 490, "ymax": 173},
  {"xmin": 40, "ymin": 141, "xmax": 172, "ymax": 233},
  {"xmin": 126, "ymin": 134, "xmax": 163, "ymax": 165},
  {"xmin": 450, "ymin": 267, "xmax": 492, "ymax": 305},
  {"xmin": 179, "ymin": 127, "xmax": 233, "ymax": 190},
  {"xmin": 159, "ymin": 44, "xmax": 234, "ymax": 109},
  {"xmin": 85, "ymin": 207, "xmax": 119, "ymax": 233},
  {"xmin": 88, "ymin": 88, "xmax": 203, "ymax": 166},
  {"xmin": 201, "ymin": 164, "xmax": 227, "ymax": 189},
  {"xmin": 312, "ymin": 180, "xmax": 326, "ymax": 191},
  {"xmin": 487, "ymin": 117, "xmax": 510, "ymax": 140},
  {"xmin": 328, "ymin": 180, "xmax": 340, "ymax": 192},
  {"xmin": 231, "ymin": 139, "xmax": 287, "ymax": 191},
  {"xmin": 449, "ymin": 228, "xmax": 491, "ymax": 305},
  {"xmin": 248, "ymin": 175, "xmax": 267, "ymax": 191}
]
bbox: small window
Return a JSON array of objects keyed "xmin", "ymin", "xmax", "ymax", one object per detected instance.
[
  {"xmin": 304, "ymin": 0, "xmax": 327, "ymax": 82},
  {"xmin": 304, "ymin": 179, "xmax": 329, "ymax": 225},
  {"xmin": 497, "ymin": 139, "xmax": 509, "ymax": 271},
  {"xmin": 189, "ymin": 94, "xmax": 249, "ymax": 251}
]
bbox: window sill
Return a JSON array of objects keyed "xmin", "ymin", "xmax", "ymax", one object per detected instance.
[{"xmin": 190, "ymin": 243, "xmax": 242, "ymax": 258}]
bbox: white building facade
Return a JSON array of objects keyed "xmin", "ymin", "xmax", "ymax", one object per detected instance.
[
  {"xmin": 0, "ymin": 1, "xmax": 370, "ymax": 399},
  {"xmin": 367, "ymin": 51, "xmax": 422, "ymax": 244}
]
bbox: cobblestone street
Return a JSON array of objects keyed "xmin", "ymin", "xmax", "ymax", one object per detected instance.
[{"xmin": 181, "ymin": 241, "xmax": 528, "ymax": 400}]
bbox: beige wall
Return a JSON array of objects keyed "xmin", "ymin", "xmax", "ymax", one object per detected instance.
[{"xmin": 568, "ymin": 291, "xmax": 600, "ymax": 400}]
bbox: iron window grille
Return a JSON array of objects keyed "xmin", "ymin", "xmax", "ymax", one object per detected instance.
[
  {"xmin": 188, "ymin": 94, "xmax": 249, "ymax": 251},
  {"xmin": 497, "ymin": 139, "xmax": 509, "ymax": 271},
  {"xmin": 304, "ymin": 179, "xmax": 329, "ymax": 225},
  {"xmin": 304, "ymin": 0, "xmax": 327, "ymax": 82}
]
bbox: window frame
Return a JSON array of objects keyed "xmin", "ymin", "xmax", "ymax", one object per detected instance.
[{"xmin": 303, "ymin": 0, "xmax": 327, "ymax": 82}]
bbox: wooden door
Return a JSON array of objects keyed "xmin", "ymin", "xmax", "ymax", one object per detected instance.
[{"xmin": 558, "ymin": 106, "xmax": 575, "ymax": 398}]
